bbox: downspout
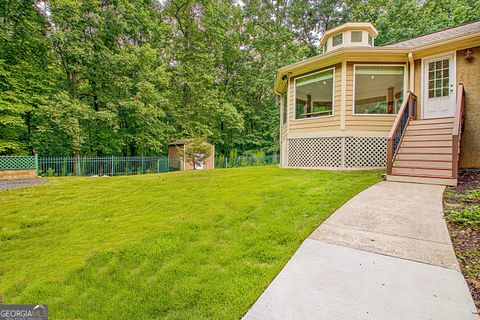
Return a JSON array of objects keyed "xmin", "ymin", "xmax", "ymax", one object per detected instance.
[
  {"xmin": 408, "ymin": 52, "xmax": 414, "ymax": 93},
  {"xmin": 277, "ymin": 73, "xmax": 289, "ymax": 167},
  {"xmin": 408, "ymin": 52, "xmax": 416, "ymax": 118}
]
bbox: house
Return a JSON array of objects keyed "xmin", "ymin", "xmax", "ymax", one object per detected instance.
[
  {"xmin": 168, "ymin": 139, "xmax": 215, "ymax": 170},
  {"xmin": 275, "ymin": 21, "xmax": 480, "ymax": 186}
]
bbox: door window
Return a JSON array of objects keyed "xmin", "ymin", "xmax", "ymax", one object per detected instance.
[{"xmin": 428, "ymin": 59, "xmax": 450, "ymax": 98}]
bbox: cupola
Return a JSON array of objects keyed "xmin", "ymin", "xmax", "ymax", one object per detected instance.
[{"xmin": 319, "ymin": 22, "xmax": 378, "ymax": 54}]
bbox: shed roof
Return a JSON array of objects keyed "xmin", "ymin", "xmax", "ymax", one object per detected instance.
[
  {"xmin": 168, "ymin": 139, "xmax": 187, "ymax": 146},
  {"xmin": 386, "ymin": 20, "xmax": 480, "ymax": 48}
]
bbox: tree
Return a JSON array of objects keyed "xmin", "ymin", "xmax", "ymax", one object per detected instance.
[
  {"xmin": 182, "ymin": 138, "xmax": 212, "ymax": 170},
  {"xmin": 2, "ymin": 0, "xmax": 479, "ymax": 157}
]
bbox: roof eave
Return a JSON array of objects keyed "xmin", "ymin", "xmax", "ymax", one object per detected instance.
[{"xmin": 274, "ymin": 47, "xmax": 409, "ymax": 94}]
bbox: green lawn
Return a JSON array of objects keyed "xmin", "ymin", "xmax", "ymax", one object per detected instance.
[{"xmin": 0, "ymin": 166, "xmax": 381, "ymax": 319}]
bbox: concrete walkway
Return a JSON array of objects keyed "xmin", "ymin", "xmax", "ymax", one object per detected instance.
[{"xmin": 244, "ymin": 181, "xmax": 479, "ymax": 320}]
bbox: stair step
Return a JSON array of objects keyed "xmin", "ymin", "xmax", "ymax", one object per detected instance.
[
  {"xmin": 395, "ymin": 153, "xmax": 453, "ymax": 161},
  {"xmin": 386, "ymin": 174, "xmax": 457, "ymax": 186},
  {"xmin": 409, "ymin": 118, "xmax": 454, "ymax": 125},
  {"xmin": 398, "ymin": 147, "xmax": 452, "ymax": 154},
  {"xmin": 407, "ymin": 123, "xmax": 453, "ymax": 131},
  {"xmin": 406, "ymin": 129, "xmax": 453, "ymax": 135},
  {"xmin": 401, "ymin": 140, "xmax": 452, "ymax": 147},
  {"xmin": 392, "ymin": 167, "xmax": 453, "ymax": 177},
  {"xmin": 393, "ymin": 160, "xmax": 452, "ymax": 169},
  {"xmin": 403, "ymin": 134, "xmax": 452, "ymax": 141}
]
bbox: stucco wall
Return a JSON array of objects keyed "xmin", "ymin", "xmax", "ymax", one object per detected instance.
[{"xmin": 457, "ymin": 47, "xmax": 480, "ymax": 168}]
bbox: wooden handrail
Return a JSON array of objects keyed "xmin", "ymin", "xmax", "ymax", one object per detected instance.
[
  {"xmin": 452, "ymin": 84, "xmax": 465, "ymax": 179},
  {"xmin": 387, "ymin": 92, "xmax": 414, "ymax": 140},
  {"xmin": 387, "ymin": 92, "xmax": 416, "ymax": 174}
]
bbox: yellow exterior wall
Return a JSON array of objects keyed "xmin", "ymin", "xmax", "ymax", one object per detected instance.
[
  {"xmin": 284, "ymin": 61, "xmax": 407, "ymax": 137},
  {"xmin": 457, "ymin": 46, "xmax": 480, "ymax": 168},
  {"xmin": 286, "ymin": 63, "xmax": 341, "ymax": 134}
]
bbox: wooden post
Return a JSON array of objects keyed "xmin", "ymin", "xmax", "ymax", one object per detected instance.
[
  {"xmin": 452, "ymin": 135, "xmax": 459, "ymax": 179},
  {"xmin": 72, "ymin": 150, "xmax": 80, "ymax": 176},
  {"xmin": 306, "ymin": 94, "xmax": 312, "ymax": 116},
  {"xmin": 387, "ymin": 87, "xmax": 394, "ymax": 114},
  {"xmin": 35, "ymin": 153, "xmax": 39, "ymax": 176},
  {"xmin": 386, "ymin": 138, "xmax": 393, "ymax": 175}
]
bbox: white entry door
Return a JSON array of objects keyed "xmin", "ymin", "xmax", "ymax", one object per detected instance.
[{"xmin": 423, "ymin": 55, "xmax": 456, "ymax": 119}]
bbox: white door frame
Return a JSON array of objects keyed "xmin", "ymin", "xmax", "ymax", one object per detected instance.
[{"xmin": 421, "ymin": 52, "xmax": 456, "ymax": 119}]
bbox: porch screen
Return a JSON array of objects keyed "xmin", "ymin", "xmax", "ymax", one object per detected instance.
[
  {"xmin": 295, "ymin": 69, "xmax": 334, "ymax": 119},
  {"xmin": 354, "ymin": 65, "xmax": 405, "ymax": 114}
]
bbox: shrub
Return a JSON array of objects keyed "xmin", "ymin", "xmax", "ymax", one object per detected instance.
[{"xmin": 445, "ymin": 205, "xmax": 480, "ymax": 227}]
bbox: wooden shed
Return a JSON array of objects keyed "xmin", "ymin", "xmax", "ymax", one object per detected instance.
[{"xmin": 168, "ymin": 139, "xmax": 215, "ymax": 171}]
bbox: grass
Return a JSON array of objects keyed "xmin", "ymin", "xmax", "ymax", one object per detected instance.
[{"xmin": 0, "ymin": 166, "xmax": 381, "ymax": 319}]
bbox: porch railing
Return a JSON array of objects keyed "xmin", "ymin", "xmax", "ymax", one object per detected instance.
[
  {"xmin": 387, "ymin": 92, "xmax": 417, "ymax": 174},
  {"xmin": 452, "ymin": 84, "xmax": 465, "ymax": 179}
]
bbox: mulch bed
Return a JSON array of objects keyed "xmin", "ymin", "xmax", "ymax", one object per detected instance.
[
  {"xmin": 0, "ymin": 178, "xmax": 47, "ymax": 191},
  {"xmin": 444, "ymin": 170, "xmax": 480, "ymax": 312}
]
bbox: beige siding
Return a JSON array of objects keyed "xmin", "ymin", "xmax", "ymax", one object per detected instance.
[
  {"xmin": 457, "ymin": 46, "xmax": 480, "ymax": 168},
  {"xmin": 283, "ymin": 60, "xmax": 410, "ymax": 137},
  {"xmin": 287, "ymin": 63, "xmax": 341, "ymax": 134}
]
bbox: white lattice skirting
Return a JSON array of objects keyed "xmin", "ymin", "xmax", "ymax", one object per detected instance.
[{"xmin": 286, "ymin": 136, "xmax": 387, "ymax": 169}]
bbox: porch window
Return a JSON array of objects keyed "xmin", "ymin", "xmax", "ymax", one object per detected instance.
[
  {"xmin": 332, "ymin": 33, "xmax": 343, "ymax": 47},
  {"xmin": 282, "ymin": 93, "xmax": 287, "ymax": 124},
  {"xmin": 295, "ymin": 68, "xmax": 334, "ymax": 119},
  {"xmin": 354, "ymin": 65, "xmax": 405, "ymax": 115},
  {"xmin": 351, "ymin": 31, "xmax": 363, "ymax": 43},
  {"xmin": 368, "ymin": 34, "xmax": 373, "ymax": 46}
]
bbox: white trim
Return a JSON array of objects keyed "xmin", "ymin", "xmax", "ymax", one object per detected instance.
[
  {"xmin": 281, "ymin": 81, "xmax": 288, "ymax": 126},
  {"xmin": 288, "ymin": 130, "xmax": 389, "ymax": 139},
  {"xmin": 352, "ymin": 63, "xmax": 407, "ymax": 116},
  {"xmin": 340, "ymin": 60, "xmax": 347, "ymax": 130},
  {"xmin": 292, "ymin": 67, "xmax": 335, "ymax": 121},
  {"xmin": 284, "ymin": 166, "xmax": 385, "ymax": 171},
  {"xmin": 421, "ymin": 51, "xmax": 456, "ymax": 119}
]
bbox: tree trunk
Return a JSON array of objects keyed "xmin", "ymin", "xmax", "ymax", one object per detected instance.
[{"xmin": 72, "ymin": 150, "xmax": 80, "ymax": 176}]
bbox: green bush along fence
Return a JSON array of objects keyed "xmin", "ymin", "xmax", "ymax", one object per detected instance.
[
  {"xmin": 215, "ymin": 154, "xmax": 279, "ymax": 168},
  {"xmin": 38, "ymin": 156, "xmax": 179, "ymax": 177}
]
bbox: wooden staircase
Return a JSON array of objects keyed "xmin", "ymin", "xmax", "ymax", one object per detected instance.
[
  {"xmin": 387, "ymin": 118, "xmax": 457, "ymax": 186},
  {"xmin": 385, "ymin": 85, "xmax": 465, "ymax": 187}
]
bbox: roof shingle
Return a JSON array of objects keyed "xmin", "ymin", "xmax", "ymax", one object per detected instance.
[{"xmin": 386, "ymin": 20, "xmax": 480, "ymax": 48}]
